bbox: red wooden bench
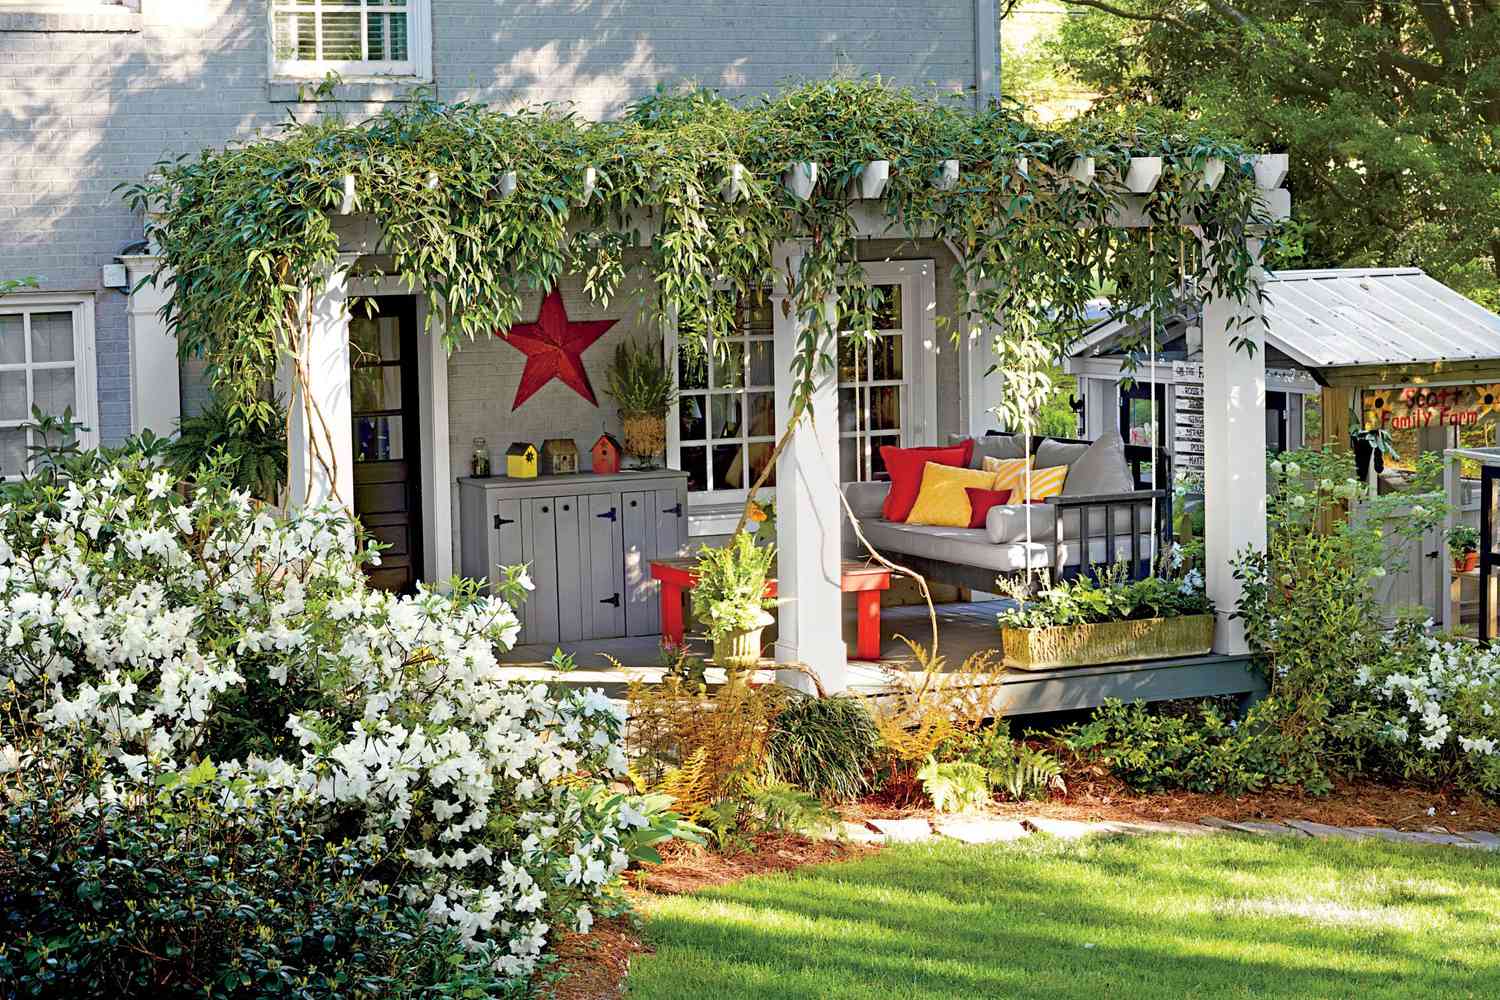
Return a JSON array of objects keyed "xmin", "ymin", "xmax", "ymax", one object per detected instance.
[{"xmin": 649, "ymin": 557, "xmax": 891, "ymax": 661}]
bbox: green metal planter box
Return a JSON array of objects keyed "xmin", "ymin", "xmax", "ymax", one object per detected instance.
[{"xmin": 1000, "ymin": 614, "xmax": 1216, "ymax": 671}]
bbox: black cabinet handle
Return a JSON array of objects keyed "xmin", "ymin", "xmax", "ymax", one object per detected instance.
[
  {"xmin": 600, "ymin": 592, "xmax": 620, "ymax": 607},
  {"xmin": 493, "ymin": 514, "xmax": 515, "ymax": 529},
  {"xmin": 596, "ymin": 507, "xmax": 617, "ymax": 522},
  {"xmin": 663, "ymin": 503, "xmax": 682, "ymax": 517}
]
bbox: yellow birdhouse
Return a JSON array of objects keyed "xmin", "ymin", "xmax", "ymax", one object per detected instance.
[{"xmin": 506, "ymin": 441, "xmax": 539, "ymax": 479}]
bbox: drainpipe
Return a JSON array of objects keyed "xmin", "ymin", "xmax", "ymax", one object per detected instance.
[{"xmin": 975, "ymin": 0, "xmax": 1001, "ymax": 109}]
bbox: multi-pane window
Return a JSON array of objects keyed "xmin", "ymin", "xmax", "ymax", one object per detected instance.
[
  {"xmin": 350, "ymin": 313, "xmax": 405, "ymax": 462},
  {"xmin": 837, "ymin": 283, "xmax": 907, "ymax": 482},
  {"xmin": 0, "ymin": 301, "xmax": 93, "ymax": 481},
  {"xmin": 676, "ymin": 295, "xmax": 777, "ymax": 500},
  {"xmin": 270, "ymin": 0, "xmax": 426, "ymax": 77}
]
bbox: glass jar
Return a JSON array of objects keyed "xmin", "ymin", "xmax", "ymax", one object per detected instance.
[{"xmin": 471, "ymin": 437, "xmax": 491, "ymax": 477}]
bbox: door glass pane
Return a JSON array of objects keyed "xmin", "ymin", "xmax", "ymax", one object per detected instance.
[
  {"xmin": 680, "ymin": 445, "xmax": 707, "ymax": 492},
  {"xmin": 871, "ymin": 436, "xmax": 897, "ymax": 479},
  {"xmin": 678, "ymin": 394, "xmax": 705, "ymax": 440},
  {"xmin": 747, "ymin": 340, "xmax": 773, "ymax": 387},
  {"xmin": 0, "ymin": 371, "xmax": 26, "ymax": 420},
  {"xmin": 352, "ymin": 365, "xmax": 402, "ymax": 412},
  {"xmin": 679, "ymin": 351, "xmax": 707, "ymax": 391},
  {"xmin": 840, "ymin": 439, "xmax": 858, "ymax": 483},
  {"xmin": 710, "ymin": 393, "xmax": 741, "ymax": 439},
  {"xmin": 351, "ymin": 316, "xmax": 400, "ymax": 363},
  {"xmin": 746, "ymin": 392, "xmax": 775, "ymax": 436},
  {"xmin": 0, "ymin": 427, "xmax": 25, "ymax": 478},
  {"xmin": 354, "ymin": 415, "xmax": 404, "ymax": 462},
  {"xmin": 838, "ymin": 388, "xmax": 859, "ymax": 432},
  {"xmin": 837, "ymin": 335, "xmax": 862, "ymax": 382},
  {"xmin": 872, "ymin": 334, "xmax": 903, "ymax": 381},
  {"xmin": 0, "ymin": 314, "xmax": 21, "ymax": 365},
  {"xmin": 872, "ymin": 284, "xmax": 902, "ymax": 330},
  {"xmin": 30, "ymin": 312, "xmax": 73, "ymax": 363},
  {"xmin": 33, "ymin": 369, "xmax": 75, "ymax": 418},
  {"xmin": 747, "ymin": 442, "xmax": 775, "ymax": 488},
  {"xmin": 744, "ymin": 295, "xmax": 773, "ymax": 336},
  {"xmin": 869, "ymin": 386, "xmax": 901, "ymax": 431},
  {"xmin": 713, "ymin": 443, "xmax": 744, "ymax": 490}
]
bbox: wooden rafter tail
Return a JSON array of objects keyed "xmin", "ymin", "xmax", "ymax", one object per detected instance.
[
  {"xmin": 783, "ymin": 161, "xmax": 818, "ymax": 201},
  {"xmin": 934, "ymin": 158, "xmax": 960, "ymax": 191},
  {"xmin": 497, "ymin": 170, "xmax": 518, "ymax": 199},
  {"xmin": 1198, "ymin": 156, "xmax": 1226, "ymax": 191},
  {"xmin": 721, "ymin": 162, "xmax": 748, "ymax": 203},
  {"xmin": 338, "ymin": 174, "xmax": 356, "ymax": 215},
  {"xmin": 1247, "ymin": 152, "xmax": 1289, "ymax": 190},
  {"xmin": 1124, "ymin": 155, "xmax": 1164, "ymax": 194},
  {"xmin": 1067, "ymin": 156, "xmax": 1096, "ymax": 185},
  {"xmin": 580, "ymin": 165, "xmax": 598, "ymax": 205}
]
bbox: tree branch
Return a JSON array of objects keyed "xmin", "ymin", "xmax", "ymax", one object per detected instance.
[{"xmin": 1056, "ymin": 0, "xmax": 1191, "ymax": 32}]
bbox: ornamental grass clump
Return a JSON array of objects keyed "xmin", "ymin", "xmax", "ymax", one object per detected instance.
[
  {"xmin": 765, "ymin": 694, "xmax": 883, "ymax": 802},
  {"xmin": 0, "ymin": 444, "xmax": 691, "ymax": 988}
]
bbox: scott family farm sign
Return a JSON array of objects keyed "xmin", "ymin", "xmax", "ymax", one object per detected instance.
[{"xmin": 1364, "ymin": 384, "xmax": 1500, "ymax": 431}]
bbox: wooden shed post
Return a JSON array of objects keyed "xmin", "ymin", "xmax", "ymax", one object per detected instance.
[{"xmin": 772, "ymin": 241, "xmax": 848, "ymax": 693}]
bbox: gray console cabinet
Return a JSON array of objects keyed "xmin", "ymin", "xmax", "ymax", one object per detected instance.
[{"xmin": 458, "ymin": 470, "xmax": 689, "ymax": 644}]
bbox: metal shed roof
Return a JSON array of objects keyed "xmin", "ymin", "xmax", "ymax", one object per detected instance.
[{"xmin": 1071, "ymin": 268, "xmax": 1500, "ymax": 370}]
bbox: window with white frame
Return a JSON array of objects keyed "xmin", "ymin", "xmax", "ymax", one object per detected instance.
[
  {"xmin": 0, "ymin": 297, "xmax": 97, "ymax": 481},
  {"xmin": 270, "ymin": 0, "xmax": 430, "ymax": 80},
  {"xmin": 673, "ymin": 292, "xmax": 778, "ymax": 503},
  {"xmin": 666, "ymin": 260, "xmax": 937, "ymax": 507}
]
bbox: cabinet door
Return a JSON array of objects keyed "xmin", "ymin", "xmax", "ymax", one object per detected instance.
[
  {"xmin": 622, "ymin": 491, "xmax": 658, "ymax": 637},
  {"xmin": 523, "ymin": 497, "xmax": 559, "ymax": 645},
  {"xmin": 554, "ymin": 496, "xmax": 585, "ymax": 642},
  {"xmin": 586, "ymin": 492, "xmax": 625, "ymax": 638},
  {"xmin": 656, "ymin": 488, "xmax": 687, "ymax": 558},
  {"xmin": 492, "ymin": 495, "xmax": 524, "ymax": 601}
]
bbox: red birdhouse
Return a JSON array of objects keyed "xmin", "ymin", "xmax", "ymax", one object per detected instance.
[{"xmin": 592, "ymin": 433, "xmax": 623, "ymax": 474}]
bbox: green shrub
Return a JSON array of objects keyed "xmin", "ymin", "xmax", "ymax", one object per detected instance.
[
  {"xmin": 937, "ymin": 722, "xmax": 1066, "ymax": 803},
  {"xmin": 1064, "ymin": 698, "xmax": 1329, "ymax": 796},
  {"xmin": 916, "ymin": 759, "xmax": 992, "ymax": 813},
  {"xmin": 166, "ymin": 399, "xmax": 288, "ymax": 501},
  {"xmin": 0, "ymin": 745, "xmax": 493, "ymax": 999},
  {"xmin": 766, "ymin": 695, "xmax": 882, "ymax": 802}
]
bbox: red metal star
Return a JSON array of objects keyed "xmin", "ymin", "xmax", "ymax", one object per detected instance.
[{"xmin": 499, "ymin": 287, "xmax": 617, "ymax": 410}]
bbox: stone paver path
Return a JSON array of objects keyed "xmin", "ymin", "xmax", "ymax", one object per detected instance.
[{"xmin": 833, "ymin": 813, "xmax": 1500, "ymax": 849}]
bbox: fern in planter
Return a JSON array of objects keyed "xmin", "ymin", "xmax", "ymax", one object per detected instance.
[
  {"xmin": 167, "ymin": 400, "xmax": 287, "ymax": 501},
  {"xmin": 997, "ymin": 564, "xmax": 1214, "ymax": 629},
  {"xmin": 604, "ymin": 337, "xmax": 676, "ymax": 459}
]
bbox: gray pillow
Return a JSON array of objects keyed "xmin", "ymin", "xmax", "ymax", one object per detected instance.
[
  {"xmin": 952, "ymin": 433, "xmax": 1027, "ymax": 469},
  {"xmin": 1060, "ymin": 431, "xmax": 1135, "ymax": 496},
  {"xmin": 1034, "ymin": 438, "xmax": 1090, "ymax": 469}
]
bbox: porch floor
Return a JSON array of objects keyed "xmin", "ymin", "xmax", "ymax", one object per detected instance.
[{"xmin": 497, "ymin": 600, "xmax": 1266, "ymax": 716}]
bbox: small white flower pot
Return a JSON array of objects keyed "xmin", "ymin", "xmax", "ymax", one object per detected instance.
[
  {"xmin": 934, "ymin": 158, "xmax": 960, "ymax": 191},
  {"xmin": 783, "ymin": 161, "xmax": 819, "ymax": 201},
  {"xmin": 857, "ymin": 159, "xmax": 890, "ymax": 199}
]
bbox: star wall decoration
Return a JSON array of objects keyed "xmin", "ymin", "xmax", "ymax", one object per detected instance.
[{"xmin": 499, "ymin": 286, "xmax": 617, "ymax": 410}]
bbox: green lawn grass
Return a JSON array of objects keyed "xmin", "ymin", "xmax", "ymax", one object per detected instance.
[{"xmin": 628, "ymin": 833, "xmax": 1500, "ymax": 999}]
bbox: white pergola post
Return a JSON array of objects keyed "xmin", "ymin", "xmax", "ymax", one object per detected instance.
[
  {"xmin": 773, "ymin": 242, "xmax": 848, "ymax": 693},
  {"xmin": 287, "ymin": 255, "xmax": 357, "ymax": 510},
  {"xmin": 1200, "ymin": 238, "xmax": 1268, "ymax": 653},
  {"xmin": 118, "ymin": 253, "xmax": 181, "ymax": 437}
]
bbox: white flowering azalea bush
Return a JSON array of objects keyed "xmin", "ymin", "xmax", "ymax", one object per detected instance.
[
  {"xmin": 1341, "ymin": 619, "xmax": 1500, "ymax": 795},
  {"xmin": 0, "ymin": 445, "xmax": 693, "ymax": 992}
]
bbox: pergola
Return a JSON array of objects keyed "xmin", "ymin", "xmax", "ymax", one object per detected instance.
[{"xmin": 280, "ymin": 152, "xmax": 1292, "ymax": 694}]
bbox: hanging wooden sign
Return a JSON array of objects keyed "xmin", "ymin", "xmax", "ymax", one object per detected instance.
[{"xmin": 1364, "ymin": 384, "xmax": 1500, "ymax": 431}]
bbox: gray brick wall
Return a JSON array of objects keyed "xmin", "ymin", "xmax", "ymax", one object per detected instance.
[{"xmin": 1, "ymin": 0, "xmax": 978, "ymax": 442}]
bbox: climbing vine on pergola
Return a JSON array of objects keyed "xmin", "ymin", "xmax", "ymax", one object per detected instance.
[{"xmin": 126, "ymin": 78, "xmax": 1278, "ymax": 467}]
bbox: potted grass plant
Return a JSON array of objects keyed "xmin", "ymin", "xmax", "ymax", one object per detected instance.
[
  {"xmin": 692, "ymin": 531, "xmax": 777, "ymax": 670},
  {"xmin": 1449, "ymin": 524, "xmax": 1480, "ymax": 574},
  {"xmin": 996, "ymin": 565, "xmax": 1215, "ymax": 671},
  {"xmin": 604, "ymin": 337, "xmax": 676, "ymax": 465}
]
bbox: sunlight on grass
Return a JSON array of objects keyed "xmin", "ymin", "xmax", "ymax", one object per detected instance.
[{"xmin": 629, "ymin": 834, "xmax": 1500, "ymax": 999}]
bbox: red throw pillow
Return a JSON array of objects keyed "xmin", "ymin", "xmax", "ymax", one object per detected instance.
[
  {"xmin": 964, "ymin": 487, "xmax": 1013, "ymax": 528},
  {"xmin": 879, "ymin": 441, "xmax": 974, "ymax": 521}
]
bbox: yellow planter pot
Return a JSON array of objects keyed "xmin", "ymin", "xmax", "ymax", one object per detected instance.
[
  {"xmin": 1000, "ymin": 614, "xmax": 1216, "ymax": 671},
  {"xmin": 711, "ymin": 611, "xmax": 774, "ymax": 671}
]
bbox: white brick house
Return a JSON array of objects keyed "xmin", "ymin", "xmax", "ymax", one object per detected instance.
[{"xmin": 0, "ymin": 0, "xmax": 996, "ymax": 469}]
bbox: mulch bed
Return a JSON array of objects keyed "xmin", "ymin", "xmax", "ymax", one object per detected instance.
[{"xmin": 848, "ymin": 771, "xmax": 1500, "ymax": 833}]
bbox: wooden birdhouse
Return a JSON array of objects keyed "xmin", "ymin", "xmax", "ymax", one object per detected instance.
[
  {"xmin": 506, "ymin": 441, "xmax": 538, "ymax": 479},
  {"xmin": 541, "ymin": 438, "xmax": 579, "ymax": 476},
  {"xmin": 592, "ymin": 433, "xmax": 623, "ymax": 474}
]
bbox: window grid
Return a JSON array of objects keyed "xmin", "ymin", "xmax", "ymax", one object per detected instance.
[
  {"xmin": 271, "ymin": 0, "xmax": 417, "ymax": 75},
  {"xmin": 676, "ymin": 296, "xmax": 777, "ymax": 500},
  {"xmin": 838, "ymin": 283, "xmax": 907, "ymax": 482},
  {"xmin": 0, "ymin": 307, "xmax": 82, "ymax": 481}
]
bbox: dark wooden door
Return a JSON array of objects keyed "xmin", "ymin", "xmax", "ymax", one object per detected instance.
[{"xmin": 351, "ymin": 297, "xmax": 422, "ymax": 593}]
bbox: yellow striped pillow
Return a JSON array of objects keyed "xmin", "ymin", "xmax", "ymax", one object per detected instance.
[
  {"xmin": 981, "ymin": 456, "xmax": 1034, "ymax": 494},
  {"xmin": 1022, "ymin": 463, "xmax": 1069, "ymax": 501}
]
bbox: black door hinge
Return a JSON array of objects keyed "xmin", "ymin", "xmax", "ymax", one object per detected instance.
[
  {"xmin": 597, "ymin": 507, "xmax": 617, "ymax": 522},
  {"xmin": 600, "ymin": 592, "xmax": 620, "ymax": 607},
  {"xmin": 663, "ymin": 503, "xmax": 683, "ymax": 517},
  {"xmin": 493, "ymin": 514, "xmax": 515, "ymax": 529}
]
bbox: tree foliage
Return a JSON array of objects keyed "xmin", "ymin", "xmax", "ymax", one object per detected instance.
[{"xmin": 1038, "ymin": 0, "xmax": 1500, "ymax": 305}]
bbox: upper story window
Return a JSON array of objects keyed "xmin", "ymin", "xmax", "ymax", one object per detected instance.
[
  {"xmin": 270, "ymin": 0, "xmax": 431, "ymax": 80},
  {"xmin": 0, "ymin": 296, "xmax": 97, "ymax": 481}
]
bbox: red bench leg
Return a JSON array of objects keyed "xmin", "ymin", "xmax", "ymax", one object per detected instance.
[
  {"xmin": 855, "ymin": 590, "xmax": 882, "ymax": 660},
  {"xmin": 660, "ymin": 581, "xmax": 685, "ymax": 644}
]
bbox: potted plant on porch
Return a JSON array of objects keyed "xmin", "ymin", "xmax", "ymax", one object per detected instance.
[
  {"xmin": 996, "ymin": 565, "xmax": 1216, "ymax": 671},
  {"xmin": 604, "ymin": 337, "xmax": 676, "ymax": 466},
  {"xmin": 692, "ymin": 531, "xmax": 777, "ymax": 671},
  {"xmin": 1449, "ymin": 524, "xmax": 1480, "ymax": 574}
]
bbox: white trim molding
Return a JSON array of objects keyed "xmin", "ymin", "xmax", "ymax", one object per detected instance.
[{"xmin": 118, "ymin": 254, "xmax": 181, "ymax": 438}]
